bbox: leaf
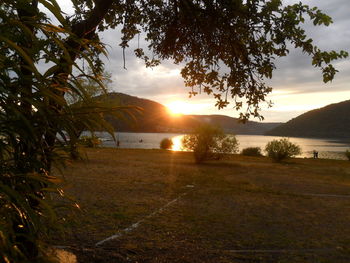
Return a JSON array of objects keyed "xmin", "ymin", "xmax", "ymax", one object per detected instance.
[
  {"xmin": 37, "ymin": 0, "xmax": 67, "ymax": 27},
  {"xmin": 0, "ymin": 36, "xmax": 39, "ymax": 76}
]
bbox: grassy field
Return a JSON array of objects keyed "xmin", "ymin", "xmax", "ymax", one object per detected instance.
[{"xmin": 53, "ymin": 148, "xmax": 350, "ymax": 263}]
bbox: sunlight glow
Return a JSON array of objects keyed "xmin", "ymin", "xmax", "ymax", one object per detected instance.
[
  {"xmin": 166, "ymin": 101, "xmax": 199, "ymax": 116},
  {"xmin": 171, "ymin": 135, "xmax": 184, "ymax": 151}
]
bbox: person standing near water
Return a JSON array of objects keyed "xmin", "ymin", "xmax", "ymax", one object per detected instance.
[{"xmin": 116, "ymin": 134, "xmax": 120, "ymax": 147}]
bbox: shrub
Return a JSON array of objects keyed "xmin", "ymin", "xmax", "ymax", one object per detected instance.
[
  {"xmin": 182, "ymin": 124, "xmax": 239, "ymax": 163},
  {"xmin": 160, "ymin": 138, "xmax": 173, "ymax": 150},
  {"xmin": 345, "ymin": 150, "xmax": 350, "ymax": 161},
  {"xmin": 241, "ymin": 147, "xmax": 263, "ymax": 156},
  {"xmin": 78, "ymin": 135, "xmax": 101, "ymax": 148},
  {"xmin": 265, "ymin": 138, "xmax": 301, "ymax": 162}
]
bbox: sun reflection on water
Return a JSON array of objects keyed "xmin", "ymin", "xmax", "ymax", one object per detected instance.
[{"xmin": 171, "ymin": 135, "xmax": 185, "ymax": 151}]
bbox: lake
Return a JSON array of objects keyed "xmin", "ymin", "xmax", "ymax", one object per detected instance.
[{"xmin": 90, "ymin": 131, "xmax": 350, "ymax": 160}]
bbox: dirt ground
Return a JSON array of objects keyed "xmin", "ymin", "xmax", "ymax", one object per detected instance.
[{"xmin": 52, "ymin": 148, "xmax": 350, "ymax": 262}]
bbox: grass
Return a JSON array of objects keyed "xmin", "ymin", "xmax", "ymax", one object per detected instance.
[{"xmin": 53, "ymin": 148, "xmax": 350, "ymax": 262}]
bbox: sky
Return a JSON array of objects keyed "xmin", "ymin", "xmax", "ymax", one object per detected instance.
[{"xmin": 56, "ymin": 0, "xmax": 350, "ymax": 123}]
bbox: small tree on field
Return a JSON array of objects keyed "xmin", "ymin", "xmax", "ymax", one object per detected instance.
[
  {"xmin": 241, "ymin": 147, "xmax": 263, "ymax": 157},
  {"xmin": 160, "ymin": 138, "xmax": 173, "ymax": 150},
  {"xmin": 345, "ymin": 150, "xmax": 350, "ymax": 161},
  {"xmin": 182, "ymin": 124, "xmax": 238, "ymax": 163},
  {"xmin": 265, "ymin": 138, "xmax": 301, "ymax": 162}
]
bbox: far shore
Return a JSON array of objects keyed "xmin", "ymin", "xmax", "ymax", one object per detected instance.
[{"xmin": 84, "ymin": 131, "xmax": 350, "ymax": 160}]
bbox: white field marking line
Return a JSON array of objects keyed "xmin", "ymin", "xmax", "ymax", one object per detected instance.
[
  {"xmin": 225, "ymin": 248, "xmax": 334, "ymax": 254},
  {"xmin": 95, "ymin": 187, "xmax": 193, "ymax": 247}
]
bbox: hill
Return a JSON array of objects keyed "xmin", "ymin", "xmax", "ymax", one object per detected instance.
[
  {"xmin": 186, "ymin": 114, "xmax": 280, "ymax": 135},
  {"xmin": 96, "ymin": 92, "xmax": 281, "ymax": 134},
  {"xmin": 266, "ymin": 100, "xmax": 350, "ymax": 138}
]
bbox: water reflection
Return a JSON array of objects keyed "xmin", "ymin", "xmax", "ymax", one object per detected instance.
[
  {"xmin": 171, "ymin": 135, "xmax": 184, "ymax": 151},
  {"xmin": 93, "ymin": 131, "xmax": 350, "ymax": 160},
  {"xmin": 168, "ymin": 134, "xmax": 350, "ymax": 159}
]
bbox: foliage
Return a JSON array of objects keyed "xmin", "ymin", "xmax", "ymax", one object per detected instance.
[
  {"xmin": 345, "ymin": 150, "xmax": 350, "ymax": 161},
  {"xmin": 14, "ymin": 0, "xmax": 345, "ymax": 120},
  {"xmin": 241, "ymin": 147, "xmax": 263, "ymax": 157},
  {"xmin": 265, "ymin": 138, "xmax": 302, "ymax": 162},
  {"xmin": 0, "ymin": 1, "xmax": 111, "ymax": 261},
  {"xmin": 182, "ymin": 124, "xmax": 238, "ymax": 163},
  {"xmin": 160, "ymin": 138, "xmax": 173, "ymax": 150},
  {"xmin": 66, "ymin": 72, "xmax": 135, "ymax": 159},
  {"xmin": 131, "ymin": 1, "xmax": 347, "ymax": 120},
  {"xmin": 66, "ymin": 70, "xmax": 113, "ymax": 105},
  {"xmin": 78, "ymin": 135, "xmax": 102, "ymax": 148}
]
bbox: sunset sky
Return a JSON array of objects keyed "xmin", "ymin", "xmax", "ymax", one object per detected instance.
[{"xmin": 58, "ymin": 0, "xmax": 350, "ymax": 122}]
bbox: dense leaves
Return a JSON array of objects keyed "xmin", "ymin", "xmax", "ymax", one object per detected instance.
[
  {"xmin": 53, "ymin": 0, "xmax": 347, "ymax": 119},
  {"xmin": 0, "ymin": 0, "xmax": 111, "ymax": 261},
  {"xmin": 134, "ymin": 1, "xmax": 348, "ymax": 119},
  {"xmin": 265, "ymin": 138, "xmax": 302, "ymax": 162},
  {"xmin": 182, "ymin": 124, "xmax": 238, "ymax": 163},
  {"xmin": 160, "ymin": 138, "xmax": 174, "ymax": 150},
  {"xmin": 345, "ymin": 150, "xmax": 350, "ymax": 161},
  {"xmin": 241, "ymin": 147, "xmax": 263, "ymax": 157}
]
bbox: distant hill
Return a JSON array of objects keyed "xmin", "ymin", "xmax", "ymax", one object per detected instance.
[
  {"xmin": 186, "ymin": 114, "xmax": 280, "ymax": 135},
  {"xmin": 266, "ymin": 100, "xmax": 350, "ymax": 138},
  {"xmin": 96, "ymin": 92, "xmax": 281, "ymax": 134}
]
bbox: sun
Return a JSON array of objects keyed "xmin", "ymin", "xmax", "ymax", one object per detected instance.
[
  {"xmin": 166, "ymin": 100, "xmax": 211, "ymax": 116},
  {"xmin": 166, "ymin": 101, "xmax": 192, "ymax": 116}
]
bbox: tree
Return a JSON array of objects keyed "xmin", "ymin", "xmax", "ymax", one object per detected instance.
[
  {"xmin": 345, "ymin": 150, "xmax": 350, "ymax": 161},
  {"xmin": 65, "ymin": 70, "xmax": 134, "ymax": 159},
  {"xmin": 0, "ymin": 0, "xmax": 347, "ymax": 261},
  {"xmin": 0, "ymin": 1, "xmax": 113, "ymax": 260},
  {"xmin": 182, "ymin": 124, "xmax": 238, "ymax": 163},
  {"xmin": 160, "ymin": 138, "xmax": 174, "ymax": 150},
  {"xmin": 241, "ymin": 147, "xmax": 263, "ymax": 157},
  {"xmin": 265, "ymin": 138, "xmax": 302, "ymax": 162}
]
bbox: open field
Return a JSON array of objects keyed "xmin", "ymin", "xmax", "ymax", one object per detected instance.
[{"xmin": 53, "ymin": 148, "xmax": 350, "ymax": 262}]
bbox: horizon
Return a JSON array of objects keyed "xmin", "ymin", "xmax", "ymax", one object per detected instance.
[{"xmin": 110, "ymin": 91, "xmax": 349, "ymax": 124}]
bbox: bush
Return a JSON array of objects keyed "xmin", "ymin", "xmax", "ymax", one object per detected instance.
[
  {"xmin": 78, "ymin": 135, "xmax": 101, "ymax": 148},
  {"xmin": 241, "ymin": 147, "xmax": 263, "ymax": 156},
  {"xmin": 265, "ymin": 138, "xmax": 301, "ymax": 162},
  {"xmin": 160, "ymin": 138, "xmax": 173, "ymax": 150},
  {"xmin": 345, "ymin": 150, "xmax": 350, "ymax": 161},
  {"xmin": 182, "ymin": 124, "xmax": 239, "ymax": 163}
]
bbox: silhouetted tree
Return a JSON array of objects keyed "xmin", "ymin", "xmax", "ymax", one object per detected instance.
[
  {"xmin": 265, "ymin": 138, "xmax": 302, "ymax": 162},
  {"xmin": 160, "ymin": 138, "xmax": 174, "ymax": 150},
  {"xmin": 182, "ymin": 124, "xmax": 239, "ymax": 163}
]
